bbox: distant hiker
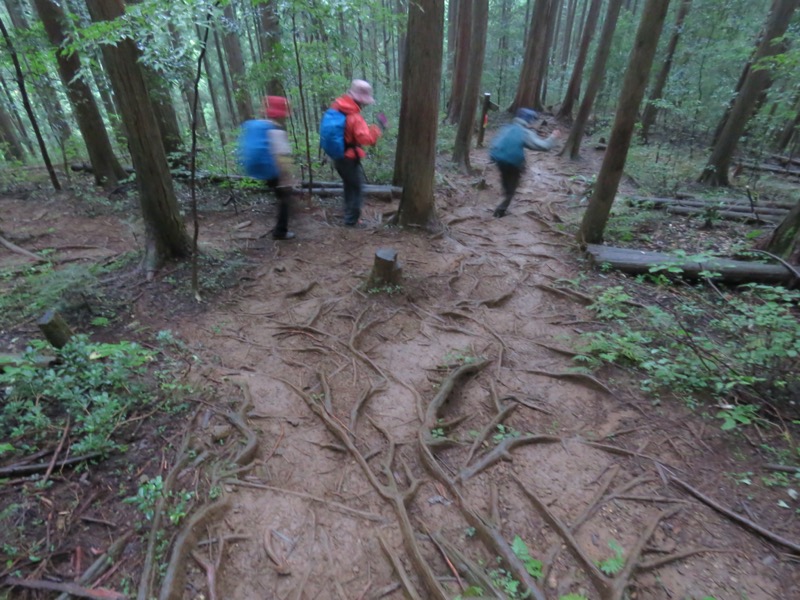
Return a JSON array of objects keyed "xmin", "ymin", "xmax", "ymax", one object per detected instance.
[
  {"xmin": 320, "ymin": 79, "xmax": 385, "ymax": 227},
  {"xmin": 238, "ymin": 96, "xmax": 296, "ymax": 240},
  {"xmin": 489, "ymin": 108, "xmax": 561, "ymax": 218}
]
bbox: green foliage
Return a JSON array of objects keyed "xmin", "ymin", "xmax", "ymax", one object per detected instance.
[
  {"xmin": 0, "ymin": 335, "xmax": 155, "ymax": 457},
  {"xmin": 493, "ymin": 423, "xmax": 522, "ymax": 444},
  {"xmin": 511, "ymin": 535, "xmax": 543, "ymax": 579},
  {"xmin": 597, "ymin": 539, "xmax": 625, "ymax": 576},
  {"xmin": 559, "ymin": 595, "xmax": 589, "ymax": 600},
  {"xmin": 576, "ymin": 283, "xmax": 800, "ymax": 413},
  {"xmin": 124, "ymin": 472, "xmax": 195, "ymax": 526}
]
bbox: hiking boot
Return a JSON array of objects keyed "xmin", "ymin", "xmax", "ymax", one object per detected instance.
[
  {"xmin": 272, "ymin": 231, "xmax": 296, "ymax": 240},
  {"xmin": 493, "ymin": 208, "xmax": 507, "ymax": 218}
]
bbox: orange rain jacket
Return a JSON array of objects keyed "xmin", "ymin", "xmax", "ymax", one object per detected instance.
[{"xmin": 329, "ymin": 94, "xmax": 382, "ymax": 160}]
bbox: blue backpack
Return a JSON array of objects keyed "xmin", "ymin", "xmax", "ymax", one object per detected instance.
[
  {"xmin": 319, "ymin": 108, "xmax": 348, "ymax": 160},
  {"xmin": 489, "ymin": 124, "xmax": 526, "ymax": 168},
  {"xmin": 238, "ymin": 120, "xmax": 278, "ymax": 180}
]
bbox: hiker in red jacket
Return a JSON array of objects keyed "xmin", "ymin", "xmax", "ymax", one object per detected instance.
[{"xmin": 329, "ymin": 80, "xmax": 384, "ymax": 227}]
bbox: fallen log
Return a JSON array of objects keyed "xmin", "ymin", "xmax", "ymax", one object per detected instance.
[
  {"xmin": 625, "ymin": 196, "xmax": 790, "ymax": 216},
  {"xmin": 586, "ymin": 244, "xmax": 797, "ymax": 286},
  {"xmin": 297, "ymin": 185, "xmax": 401, "ymax": 199},
  {"xmin": 662, "ymin": 205, "xmax": 783, "ymax": 224},
  {"xmin": 740, "ymin": 161, "xmax": 800, "ymax": 178},
  {"xmin": 626, "ymin": 195, "xmax": 798, "ymax": 211}
]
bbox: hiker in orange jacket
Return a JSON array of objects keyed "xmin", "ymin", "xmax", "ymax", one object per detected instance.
[{"xmin": 329, "ymin": 80, "xmax": 384, "ymax": 227}]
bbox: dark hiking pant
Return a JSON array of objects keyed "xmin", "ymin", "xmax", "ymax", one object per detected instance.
[
  {"xmin": 267, "ymin": 178, "xmax": 292, "ymax": 237},
  {"xmin": 333, "ymin": 157, "xmax": 363, "ymax": 226},
  {"xmin": 494, "ymin": 161, "xmax": 523, "ymax": 217}
]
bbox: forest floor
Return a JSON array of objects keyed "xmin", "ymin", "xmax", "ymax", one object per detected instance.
[{"xmin": 0, "ymin": 139, "xmax": 799, "ymax": 600}]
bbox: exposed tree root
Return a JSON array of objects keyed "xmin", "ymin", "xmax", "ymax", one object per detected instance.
[
  {"xmin": 670, "ymin": 476, "xmax": 800, "ymax": 554},
  {"xmin": 464, "ymin": 403, "xmax": 517, "ymax": 466},
  {"xmin": 2, "ymin": 577, "xmax": 125, "ymax": 599},
  {"xmin": 637, "ymin": 547, "xmax": 736, "ymax": 571},
  {"xmin": 53, "ymin": 531, "xmax": 133, "ymax": 600},
  {"xmin": 417, "ymin": 359, "xmax": 548, "ymax": 600},
  {"xmin": 377, "ymin": 532, "xmax": 424, "ymax": 600},
  {"xmin": 139, "ymin": 429, "xmax": 193, "ymax": 600},
  {"xmin": 350, "ymin": 379, "xmax": 388, "ymax": 435},
  {"xmin": 458, "ymin": 433, "xmax": 562, "ymax": 482},
  {"xmin": 514, "ymin": 474, "xmax": 682, "ymax": 600},
  {"xmin": 520, "ymin": 368, "xmax": 613, "ymax": 394},
  {"xmin": 228, "ymin": 479, "xmax": 385, "ymax": 522},
  {"xmin": 535, "ymin": 282, "xmax": 594, "ymax": 305},
  {"xmin": 158, "ymin": 499, "xmax": 230, "ymax": 600},
  {"xmin": 430, "ymin": 531, "xmax": 505, "ymax": 598},
  {"xmin": 541, "ymin": 465, "xmax": 621, "ymax": 581},
  {"xmin": 288, "ymin": 375, "xmax": 449, "ymax": 599}
]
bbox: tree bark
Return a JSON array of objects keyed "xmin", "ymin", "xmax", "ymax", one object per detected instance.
[
  {"xmin": 578, "ymin": 0, "xmax": 672, "ymax": 245},
  {"xmin": 0, "ymin": 100, "xmax": 25, "ymax": 161},
  {"xmin": 510, "ymin": 0, "xmax": 555, "ymax": 112},
  {"xmin": 32, "ymin": 0, "xmax": 127, "ymax": 187},
  {"xmin": 85, "ymin": 0, "xmax": 190, "ymax": 272},
  {"xmin": 699, "ymin": 0, "xmax": 799, "ymax": 186},
  {"xmin": 394, "ymin": 0, "xmax": 445, "ymax": 227},
  {"xmin": 452, "ymin": 0, "xmax": 489, "ymax": 170},
  {"xmin": 257, "ymin": 0, "xmax": 282, "ymax": 96},
  {"xmin": 0, "ymin": 15, "xmax": 59, "ymax": 190},
  {"xmin": 559, "ymin": 0, "xmax": 624, "ymax": 159},
  {"xmin": 640, "ymin": 0, "xmax": 692, "ymax": 141},
  {"xmin": 221, "ymin": 2, "xmax": 254, "ymax": 122},
  {"xmin": 5, "ymin": 0, "xmax": 71, "ymax": 145},
  {"xmin": 557, "ymin": 0, "xmax": 602, "ymax": 120},
  {"xmin": 765, "ymin": 199, "xmax": 800, "ymax": 261},
  {"xmin": 446, "ymin": 0, "xmax": 472, "ymax": 123}
]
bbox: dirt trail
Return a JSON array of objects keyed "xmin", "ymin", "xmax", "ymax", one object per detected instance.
[{"xmin": 168, "ymin": 148, "xmax": 796, "ymax": 600}]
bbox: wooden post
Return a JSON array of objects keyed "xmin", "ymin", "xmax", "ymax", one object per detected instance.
[
  {"xmin": 476, "ymin": 93, "xmax": 492, "ymax": 148},
  {"xmin": 37, "ymin": 309, "xmax": 74, "ymax": 349},
  {"xmin": 368, "ymin": 248, "xmax": 403, "ymax": 288}
]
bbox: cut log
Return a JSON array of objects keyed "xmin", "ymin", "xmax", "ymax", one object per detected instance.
[
  {"xmin": 586, "ymin": 244, "xmax": 797, "ymax": 286},
  {"xmin": 37, "ymin": 310, "xmax": 74, "ymax": 349},
  {"xmin": 368, "ymin": 248, "xmax": 403, "ymax": 288}
]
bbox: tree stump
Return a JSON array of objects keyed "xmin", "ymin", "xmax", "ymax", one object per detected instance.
[
  {"xmin": 37, "ymin": 310, "xmax": 74, "ymax": 349},
  {"xmin": 368, "ymin": 248, "xmax": 403, "ymax": 289}
]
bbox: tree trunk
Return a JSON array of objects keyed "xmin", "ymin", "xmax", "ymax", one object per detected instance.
[
  {"xmin": 497, "ymin": 0, "xmax": 510, "ymax": 104},
  {"xmin": 452, "ymin": 0, "xmax": 489, "ymax": 170},
  {"xmin": 85, "ymin": 0, "xmax": 190, "ymax": 272},
  {"xmin": 221, "ymin": 2, "xmax": 253, "ymax": 122},
  {"xmin": 0, "ymin": 15, "xmax": 59, "ymax": 190},
  {"xmin": 557, "ymin": 0, "xmax": 602, "ymax": 119},
  {"xmin": 198, "ymin": 24, "xmax": 227, "ymax": 148},
  {"xmin": 32, "ymin": 0, "xmax": 127, "ymax": 187},
  {"xmin": 5, "ymin": 0, "xmax": 71, "ymax": 145},
  {"xmin": 510, "ymin": 0, "xmax": 555, "ymax": 112},
  {"xmin": 169, "ymin": 23, "xmax": 208, "ymax": 138},
  {"xmin": 559, "ymin": 0, "xmax": 578, "ymax": 72},
  {"xmin": 0, "ymin": 100, "xmax": 25, "ymax": 161},
  {"xmin": 640, "ymin": 0, "xmax": 692, "ymax": 142},
  {"xmin": 446, "ymin": 0, "xmax": 472, "ymax": 123},
  {"xmin": 394, "ymin": 0, "xmax": 445, "ymax": 227},
  {"xmin": 559, "ymin": 0, "xmax": 624, "ymax": 159},
  {"xmin": 578, "ymin": 0, "xmax": 672, "ymax": 245},
  {"xmin": 258, "ymin": 0, "xmax": 282, "ymax": 96},
  {"xmin": 0, "ymin": 72, "xmax": 34, "ymax": 155},
  {"xmin": 765, "ymin": 199, "xmax": 800, "ymax": 261},
  {"xmin": 699, "ymin": 0, "xmax": 799, "ymax": 186}
]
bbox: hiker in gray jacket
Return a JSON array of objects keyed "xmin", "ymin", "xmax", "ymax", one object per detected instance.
[{"xmin": 489, "ymin": 108, "xmax": 561, "ymax": 218}]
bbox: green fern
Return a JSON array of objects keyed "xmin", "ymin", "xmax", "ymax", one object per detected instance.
[{"xmin": 597, "ymin": 540, "xmax": 625, "ymax": 575}]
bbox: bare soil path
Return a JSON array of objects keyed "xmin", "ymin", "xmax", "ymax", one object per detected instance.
[
  {"xmin": 1, "ymin": 145, "xmax": 797, "ymax": 599},
  {"xmin": 168, "ymin": 148, "xmax": 798, "ymax": 599}
]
